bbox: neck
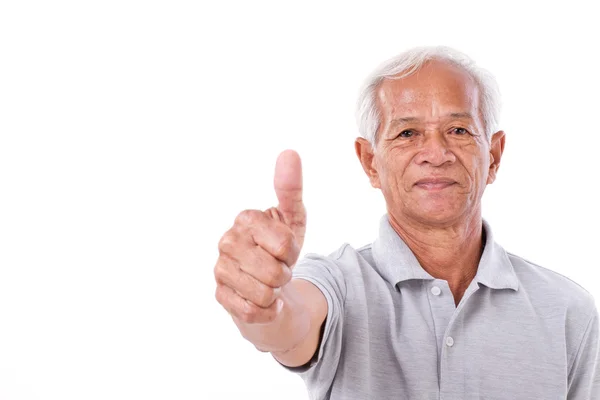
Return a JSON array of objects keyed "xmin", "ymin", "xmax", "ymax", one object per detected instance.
[{"xmin": 388, "ymin": 211, "xmax": 484, "ymax": 291}]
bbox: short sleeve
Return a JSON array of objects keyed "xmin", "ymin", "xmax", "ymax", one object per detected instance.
[
  {"xmin": 277, "ymin": 250, "xmax": 348, "ymax": 399},
  {"xmin": 568, "ymin": 302, "xmax": 600, "ymax": 399}
]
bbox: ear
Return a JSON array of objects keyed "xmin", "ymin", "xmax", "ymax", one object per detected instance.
[
  {"xmin": 487, "ymin": 130, "xmax": 506, "ymax": 184},
  {"xmin": 355, "ymin": 137, "xmax": 381, "ymax": 189}
]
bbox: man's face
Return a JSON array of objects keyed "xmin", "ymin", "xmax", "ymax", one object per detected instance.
[{"xmin": 356, "ymin": 60, "xmax": 504, "ymax": 226}]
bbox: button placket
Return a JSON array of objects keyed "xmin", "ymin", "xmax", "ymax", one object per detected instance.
[{"xmin": 439, "ymin": 280, "xmax": 482, "ymax": 397}]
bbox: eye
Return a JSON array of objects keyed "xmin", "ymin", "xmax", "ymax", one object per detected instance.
[
  {"xmin": 451, "ymin": 127, "xmax": 469, "ymax": 135},
  {"xmin": 397, "ymin": 130, "xmax": 414, "ymax": 138}
]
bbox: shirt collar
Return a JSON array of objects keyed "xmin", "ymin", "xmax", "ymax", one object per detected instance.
[{"xmin": 371, "ymin": 214, "xmax": 519, "ymax": 292}]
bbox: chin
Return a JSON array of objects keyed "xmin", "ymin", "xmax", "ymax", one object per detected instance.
[
  {"xmin": 414, "ymin": 211, "xmax": 462, "ymax": 226},
  {"xmin": 408, "ymin": 199, "xmax": 467, "ymax": 226}
]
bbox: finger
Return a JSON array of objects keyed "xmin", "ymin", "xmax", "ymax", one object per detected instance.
[
  {"xmin": 230, "ymin": 210, "xmax": 301, "ymax": 267},
  {"xmin": 226, "ymin": 243, "xmax": 292, "ymax": 288},
  {"xmin": 265, "ymin": 206, "xmax": 281, "ymax": 222},
  {"xmin": 273, "ymin": 150, "xmax": 307, "ymax": 247},
  {"xmin": 214, "ymin": 255, "xmax": 281, "ymax": 308},
  {"xmin": 215, "ymin": 283, "xmax": 283, "ymax": 325}
]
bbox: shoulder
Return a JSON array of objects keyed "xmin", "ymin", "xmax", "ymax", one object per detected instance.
[
  {"xmin": 299, "ymin": 242, "xmax": 374, "ymax": 269},
  {"xmin": 293, "ymin": 242, "xmax": 375, "ymax": 290},
  {"xmin": 507, "ymin": 251, "xmax": 596, "ymax": 320}
]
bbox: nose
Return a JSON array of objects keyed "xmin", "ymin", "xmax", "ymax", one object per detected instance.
[{"xmin": 413, "ymin": 132, "xmax": 456, "ymax": 167}]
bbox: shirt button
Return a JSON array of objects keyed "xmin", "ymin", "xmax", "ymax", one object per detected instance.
[
  {"xmin": 446, "ymin": 336, "xmax": 454, "ymax": 347},
  {"xmin": 431, "ymin": 286, "xmax": 441, "ymax": 296}
]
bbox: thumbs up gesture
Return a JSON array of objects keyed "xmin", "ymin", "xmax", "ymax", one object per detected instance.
[{"xmin": 214, "ymin": 150, "xmax": 307, "ymax": 326}]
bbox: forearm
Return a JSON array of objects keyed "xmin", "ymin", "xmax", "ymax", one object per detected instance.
[
  {"xmin": 236, "ymin": 278, "xmax": 327, "ymax": 367},
  {"xmin": 236, "ymin": 280, "xmax": 312, "ymax": 353}
]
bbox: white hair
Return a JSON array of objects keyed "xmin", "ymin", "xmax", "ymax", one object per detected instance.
[{"xmin": 356, "ymin": 45, "xmax": 501, "ymax": 144}]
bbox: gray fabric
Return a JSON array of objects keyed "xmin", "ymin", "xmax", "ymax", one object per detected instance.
[{"xmin": 279, "ymin": 214, "xmax": 600, "ymax": 399}]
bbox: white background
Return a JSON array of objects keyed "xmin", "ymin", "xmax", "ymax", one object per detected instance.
[{"xmin": 1, "ymin": 1, "xmax": 599, "ymax": 399}]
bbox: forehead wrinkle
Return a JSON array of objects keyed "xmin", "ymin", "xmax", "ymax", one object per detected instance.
[
  {"xmin": 390, "ymin": 112, "xmax": 477, "ymax": 127},
  {"xmin": 375, "ymin": 65, "xmax": 483, "ymax": 132},
  {"xmin": 384, "ymin": 86, "xmax": 476, "ymax": 119}
]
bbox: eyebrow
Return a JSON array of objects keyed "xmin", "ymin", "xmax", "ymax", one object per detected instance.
[{"xmin": 390, "ymin": 112, "xmax": 475, "ymax": 125}]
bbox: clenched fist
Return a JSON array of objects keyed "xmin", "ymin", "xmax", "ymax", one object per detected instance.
[{"xmin": 214, "ymin": 150, "xmax": 309, "ymax": 351}]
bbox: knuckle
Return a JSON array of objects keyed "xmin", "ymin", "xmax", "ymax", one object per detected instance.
[
  {"xmin": 213, "ymin": 261, "xmax": 224, "ymax": 281},
  {"xmin": 235, "ymin": 209, "xmax": 261, "ymax": 226},
  {"xmin": 257, "ymin": 286, "xmax": 276, "ymax": 306},
  {"xmin": 214, "ymin": 285, "xmax": 225, "ymax": 305},
  {"xmin": 254, "ymin": 345, "xmax": 270, "ymax": 353},
  {"xmin": 217, "ymin": 232, "xmax": 236, "ymax": 254},
  {"xmin": 239, "ymin": 302, "xmax": 258, "ymax": 324},
  {"xmin": 264, "ymin": 263, "xmax": 287, "ymax": 287},
  {"xmin": 214, "ymin": 261, "xmax": 235, "ymax": 286}
]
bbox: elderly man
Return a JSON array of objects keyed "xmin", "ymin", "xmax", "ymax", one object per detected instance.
[{"xmin": 213, "ymin": 46, "xmax": 599, "ymax": 399}]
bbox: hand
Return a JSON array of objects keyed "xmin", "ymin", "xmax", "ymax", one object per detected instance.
[{"xmin": 214, "ymin": 150, "xmax": 307, "ymax": 326}]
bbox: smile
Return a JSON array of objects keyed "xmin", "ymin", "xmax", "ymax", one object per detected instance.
[{"xmin": 414, "ymin": 179, "xmax": 457, "ymax": 191}]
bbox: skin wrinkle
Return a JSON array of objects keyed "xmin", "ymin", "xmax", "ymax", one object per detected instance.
[{"xmin": 355, "ymin": 60, "xmax": 505, "ymax": 306}]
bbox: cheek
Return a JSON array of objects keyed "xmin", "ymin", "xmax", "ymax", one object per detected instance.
[
  {"xmin": 387, "ymin": 147, "xmax": 415, "ymax": 170},
  {"xmin": 462, "ymin": 145, "xmax": 490, "ymax": 177},
  {"xmin": 473, "ymin": 157, "xmax": 492, "ymax": 190},
  {"xmin": 377, "ymin": 153, "xmax": 412, "ymax": 194}
]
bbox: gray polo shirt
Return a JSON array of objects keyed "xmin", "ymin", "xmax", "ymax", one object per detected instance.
[{"xmin": 280, "ymin": 214, "xmax": 600, "ymax": 399}]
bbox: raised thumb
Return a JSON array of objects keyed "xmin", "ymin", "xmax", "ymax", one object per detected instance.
[{"xmin": 273, "ymin": 149, "xmax": 306, "ymax": 246}]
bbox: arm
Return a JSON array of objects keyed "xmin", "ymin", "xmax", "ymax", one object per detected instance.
[
  {"xmin": 267, "ymin": 279, "xmax": 327, "ymax": 367},
  {"xmin": 215, "ymin": 150, "xmax": 330, "ymax": 367}
]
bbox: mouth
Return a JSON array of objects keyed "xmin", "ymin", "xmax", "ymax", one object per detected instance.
[{"xmin": 414, "ymin": 178, "xmax": 457, "ymax": 191}]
